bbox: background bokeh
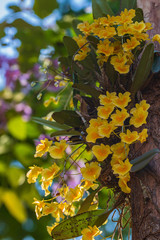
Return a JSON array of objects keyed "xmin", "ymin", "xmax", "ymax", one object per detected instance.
[
  {"xmin": 0, "ymin": 1, "xmax": 129, "ymax": 240},
  {"xmin": 0, "ymin": 1, "xmax": 92, "ymax": 240}
]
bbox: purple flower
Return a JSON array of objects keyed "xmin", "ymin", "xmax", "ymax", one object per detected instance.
[
  {"xmin": 15, "ymin": 103, "xmax": 32, "ymax": 121},
  {"xmin": 5, "ymin": 67, "xmax": 20, "ymax": 89},
  {"xmin": 0, "ymin": 55, "xmax": 7, "ymax": 68},
  {"xmin": 52, "ymin": 59, "xmax": 58, "ymax": 69},
  {"xmin": 64, "ymin": 169, "xmax": 81, "ymax": 188},
  {"xmin": 34, "ymin": 134, "xmax": 54, "ymax": 146},
  {"xmin": 19, "ymin": 72, "xmax": 31, "ymax": 87},
  {"xmin": 7, "ymin": 58, "xmax": 17, "ymax": 66},
  {"xmin": 32, "ymin": 64, "xmax": 41, "ymax": 78}
]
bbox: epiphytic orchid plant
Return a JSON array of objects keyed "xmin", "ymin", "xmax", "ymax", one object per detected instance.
[{"xmin": 27, "ymin": 2, "xmax": 160, "ymax": 239}]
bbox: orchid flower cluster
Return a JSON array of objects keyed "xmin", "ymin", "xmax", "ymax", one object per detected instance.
[
  {"xmin": 26, "ymin": 137, "xmax": 100, "ymax": 236},
  {"xmin": 26, "ymin": 90, "xmax": 150, "ymax": 238},
  {"xmin": 86, "ymin": 91, "xmax": 149, "ymax": 194},
  {"xmin": 73, "ymin": 9, "xmax": 160, "ymax": 74},
  {"xmin": 26, "ymin": 7, "xmax": 156, "ymax": 240}
]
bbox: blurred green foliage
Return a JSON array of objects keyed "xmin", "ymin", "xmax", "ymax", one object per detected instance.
[
  {"xmin": 33, "ymin": 0, "xmax": 59, "ymax": 18},
  {"xmin": 0, "ymin": 0, "xmax": 134, "ymax": 239},
  {"xmin": 0, "ymin": 0, "xmax": 93, "ymax": 239}
]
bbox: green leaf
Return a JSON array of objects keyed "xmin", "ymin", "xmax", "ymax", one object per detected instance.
[
  {"xmin": 58, "ymin": 83, "xmax": 73, "ymax": 110},
  {"xmin": 59, "ymin": 56, "xmax": 72, "ymax": 71},
  {"xmin": 2, "ymin": 190, "xmax": 27, "ymax": 223},
  {"xmin": 98, "ymin": 188, "xmax": 114, "ymax": 209},
  {"xmin": 32, "ymin": 117, "xmax": 69, "ymax": 130},
  {"xmin": 152, "ymin": 52, "xmax": 160, "ymax": 73},
  {"xmin": 51, "ymin": 129, "xmax": 81, "ymax": 137},
  {"xmin": 63, "ymin": 36, "xmax": 79, "ymax": 56},
  {"xmin": 7, "ymin": 116, "xmax": 27, "ymax": 140},
  {"xmin": 26, "ymin": 122, "xmax": 40, "ymax": 138},
  {"xmin": 92, "ymin": 0, "xmax": 114, "ymax": 19},
  {"xmin": 20, "ymin": 184, "xmax": 40, "ymax": 209},
  {"xmin": 33, "ymin": 0, "xmax": 58, "ymax": 18},
  {"xmin": 14, "ymin": 143, "xmax": 35, "ymax": 167},
  {"xmin": 8, "ymin": 4, "xmax": 21, "ymax": 12},
  {"xmin": 0, "ymin": 21, "xmax": 7, "ymax": 38},
  {"xmin": 121, "ymin": 0, "xmax": 136, "ymax": 10},
  {"xmin": 130, "ymin": 43, "xmax": 154, "ymax": 96},
  {"xmin": 81, "ymin": 53, "xmax": 98, "ymax": 71},
  {"xmin": 73, "ymin": 83, "xmax": 101, "ymax": 98},
  {"xmin": 72, "ymin": 19, "xmax": 83, "ymax": 36},
  {"xmin": 73, "ymin": 73, "xmax": 80, "ymax": 109},
  {"xmin": 130, "ymin": 148, "xmax": 160, "ymax": 172},
  {"xmin": 10, "ymin": 18, "xmax": 38, "ymax": 30},
  {"xmin": 72, "ymin": 62, "xmax": 90, "ymax": 84},
  {"xmin": 87, "ymin": 35, "xmax": 99, "ymax": 49},
  {"xmin": 132, "ymin": 8, "xmax": 144, "ymax": 23},
  {"xmin": 52, "ymin": 110, "xmax": 83, "ymax": 128},
  {"xmin": 52, "ymin": 209, "xmax": 112, "ymax": 239},
  {"xmin": 57, "ymin": 19, "xmax": 72, "ymax": 29},
  {"xmin": 72, "ymin": 52, "xmax": 99, "ymax": 85},
  {"xmin": 0, "ymin": 135, "xmax": 13, "ymax": 155},
  {"xmin": 78, "ymin": 13, "xmax": 93, "ymax": 22},
  {"xmin": 105, "ymin": 59, "xmax": 118, "ymax": 86},
  {"xmin": 77, "ymin": 188, "xmax": 100, "ymax": 214},
  {"xmin": 94, "ymin": 208, "xmax": 113, "ymax": 227},
  {"xmin": 9, "ymin": 19, "xmax": 52, "ymax": 71},
  {"xmin": 7, "ymin": 167, "xmax": 25, "ymax": 188}
]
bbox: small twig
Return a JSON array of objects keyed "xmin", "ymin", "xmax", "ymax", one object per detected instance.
[
  {"xmin": 66, "ymin": 147, "xmax": 86, "ymax": 172},
  {"xmin": 111, "ymin": 222, "xmax": 119, "ymax": 240},
  {"xmin": 122, "ymin": 216, "xmax": 131, "ymax": 229},
  {"xmin": 76, "ymin": 110, "xmax": 88, "ymax": 128},
  {"xmin": 128, "ymin": 224, "xmax": 131, "ymax": 240},
  {"xmin": 106, "ymin": 194, "xmax": 112, "ymax": 211},
  {"xmin": 111, "ymin": 209, "xmax": 119, "ymax": 223}
]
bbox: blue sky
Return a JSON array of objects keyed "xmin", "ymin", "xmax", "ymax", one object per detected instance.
[
  {"xmin": 0, "ymin": 0, "xmax": 91, "ymax": 20},
  {"xmin": 0, "ymin": 0, "xmax": 19, "ymax": 90},
  {"xmin": 0, "ymin": 0, "xmax": 91, "ymax": 89},
  {"xmin": 0, "ymin": 0, "xmax": 19, "ymax": 20}
]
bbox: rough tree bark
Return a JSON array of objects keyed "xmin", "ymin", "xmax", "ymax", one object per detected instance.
[{"xmin": 131, "ymin": 1, "xmax": 160, "ymax": 239}]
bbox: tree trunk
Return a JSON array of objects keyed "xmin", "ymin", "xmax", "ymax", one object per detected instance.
[
  {"xmin": 131, "ymin": 1, "xmax": 160, "ymax": 239},
  {"xmin": 137, "ymin": 0, "xmax": 160, "ymax": 49}
]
